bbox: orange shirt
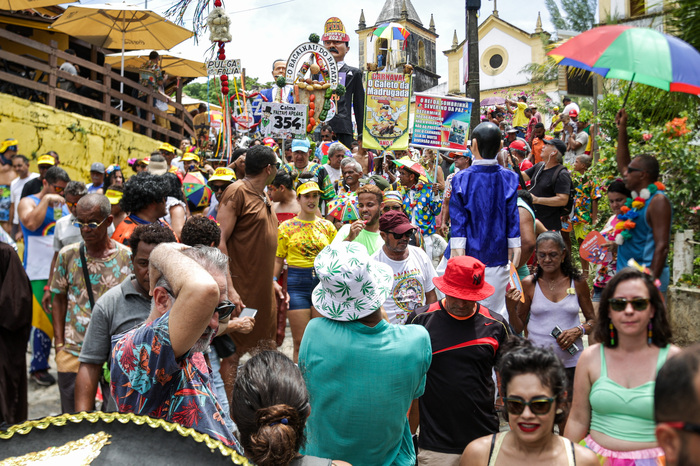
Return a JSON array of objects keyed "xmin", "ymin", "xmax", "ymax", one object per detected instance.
[{"xmin": 531, "ymin": 135, "xmax": 553, "ymax": 164}]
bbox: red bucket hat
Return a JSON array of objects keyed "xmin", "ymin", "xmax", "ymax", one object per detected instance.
[{"xmin": 433, "ymin": 256, "xmax": 495, "ymax": 301}]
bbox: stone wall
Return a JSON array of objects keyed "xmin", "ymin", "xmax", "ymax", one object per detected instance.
[
  {"xmin": 667, "ymin": 286, "xmax": 700, "ymax": 347},
  {"xmin": 0, "ymin": 93, "xmax": 160, "ymax": 182}
]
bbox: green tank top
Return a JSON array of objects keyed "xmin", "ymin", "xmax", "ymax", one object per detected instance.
[{"xmin": 589, "ymin": 345, "xmax": 669, "ymax": 443}]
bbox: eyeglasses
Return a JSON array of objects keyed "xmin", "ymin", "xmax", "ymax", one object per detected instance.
[
  {"xmin": 627, "ymin": 166, "xmax": 646, "ymax": 174},
  {"xmin": 72, "ymin": 217, "xmax": 109, "ymax": 230},
  {"xmin": 50, "ymin": 184, "xmax": 65, "ymax": 194},
  {"xmin": 609, "ymin": 297, "xmax": 650, "ymax": 311},
  {"xmin": 389, "ymin": 230, "xmax": 413, "ymax": 240},
  {"xmin": 215, "ymin": 300, "xmax": 236, "ymax": 322},
  {"xmin": 503, "ymin": 396, "xmax": 556, "ymax": 415},
  {"xmin": 663, "ymin": 422, "xmax": 700, "ymax": 435}
]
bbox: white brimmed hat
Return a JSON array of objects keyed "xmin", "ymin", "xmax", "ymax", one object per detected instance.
[{"xmin": 312, "ymin": 242, "xmax": 393, "ymax": 321}]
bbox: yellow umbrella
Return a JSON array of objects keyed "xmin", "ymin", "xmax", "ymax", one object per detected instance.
[
  {"xmin": 0, "ymin": 0, "xmax": 73, "ymax": 11},
  {"xmin": 104, "ymin": 50, "xmax": 207, "ymax": 78},
  {"xmin": 50, "ymin": 3, "xmax": 194, "ymax": 125}
]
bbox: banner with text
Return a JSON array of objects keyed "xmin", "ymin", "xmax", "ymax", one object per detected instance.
[
  {"xmin": 260, "ymin": 102, "xmax": 307, "ymax": 139},
  {"xmin": 411, "ymin": 93, "xmax": 474, "ymax": 152},
  {"xmin": 362, "ymin": 72, "xmax": 412, "ymax": 151}
]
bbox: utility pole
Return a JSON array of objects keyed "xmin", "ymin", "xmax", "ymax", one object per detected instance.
[{"xmin": 466, "ymin": 0, "xmax": 481, "ymax": 134}]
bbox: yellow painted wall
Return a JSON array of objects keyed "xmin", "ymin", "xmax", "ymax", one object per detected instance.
[{"xmin": 0, "ymin": 93, "xmax": 160, "ymax": 182}]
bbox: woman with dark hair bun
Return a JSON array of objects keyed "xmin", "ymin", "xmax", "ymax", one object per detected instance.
[
  {"xmin": 231, "ymin": 349, "xmax": 351, "ymax": 466},
  {"xmin": 461, "ymin": 337, "xmax": 598, "ymax": 465},
  {"xmin": 506, "ymin": 231, "xmax": 596, "ymax": 430},
  {"xmin": 565, "ymin": 268, "xmax": 680, "ymax": 465}
]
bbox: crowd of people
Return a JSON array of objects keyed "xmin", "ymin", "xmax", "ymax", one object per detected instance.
[{"xmin": 0, "ymin": 17, "xmax": 687, "ymax": 466}]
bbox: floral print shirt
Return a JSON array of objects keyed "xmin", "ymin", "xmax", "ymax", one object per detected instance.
[
  {"xmin": 50, "ymin": 241, "xmax": 132, "ymax": 357},
  {"xmin": 138, "ymin": 59, "xmax": 164, "ymax": 98},
  {"xmin": 571, "ymin": 172, "xmax": 602, "ymax": 225},
  {"xmin": 110, "ymin": 311, "xmax": 242, "ymax": 451},
  {"xmin": 400, "ymin": 182, "xmax": 442, "ymax": 236}
]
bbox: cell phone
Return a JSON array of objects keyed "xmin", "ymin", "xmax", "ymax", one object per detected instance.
[
  {"xmin": 551, "ymin": 326, "xmax": 579, "ymax": 355},
  {"xmin": 239, "ymin": 308, "xmax": 258, "ymax": 318}
]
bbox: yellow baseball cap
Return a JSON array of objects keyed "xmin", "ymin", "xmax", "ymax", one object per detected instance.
[
  {"xmin": 158, "ymin": 142, "xmax": 176, "ymax": 153},
  {"xmin": 37, "ymin": 154, "xmax": 56, "ymax": 166},
  {"xmin": 296, "ymin": 181, "xmax": 321, "ymax": 196},
  {"xmin": 182, "ymin": 153, "xmax": 200, "ymax": 162},
  {"xmin": 208, "ymin": 167, "xmax": 235, "ymax": 183}
]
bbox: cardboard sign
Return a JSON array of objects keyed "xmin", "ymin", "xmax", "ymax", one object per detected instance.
[
  {"xmin": 206, "ymin": 59, "xmax": 241, "ymax": 75},
  {"xmin": 509, "ymin": 261, "xmax": 525, "ymax": 302},
  {"xmin": 260, "ymin": 103, "xmax": 307, "ymax": 139},
  {"xmin": 411, "ymin": 93, "xmax": 474, "ymax": 152},
  {"xmin": 363, "ymin": 72, "xmax": 412, "ymax": 151},
  {"xmin": 580, "ymin": 231, "xmax": 613, "ymax": 265}
]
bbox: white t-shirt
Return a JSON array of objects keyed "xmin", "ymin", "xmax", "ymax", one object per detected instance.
[
  {"xmin": 565, "ymin": 131, "xmax": 589, "ymax": 165},
  {"xmin": 324, "ymin": 164, "xmax": 341, "ymax": 185},
  {"xmin": 10, "ymin": 173, "xmax": 39, "ymax": 224},
  {"xmin": 372, "ymin": 245, "xmax": 437, "ymax": 325}
]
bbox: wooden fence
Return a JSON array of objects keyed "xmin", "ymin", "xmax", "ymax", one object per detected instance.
[{"xmin": 0, "ymin": 27, "xmax": 194, "ymax": 143}]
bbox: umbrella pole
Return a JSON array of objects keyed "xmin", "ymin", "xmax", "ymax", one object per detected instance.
[
  {"xmin": 119, "ymin": 28, "xmax": 125, "ymax": 127},
  {"xmin": 622, "ymin": 73, "xmax": 635, "ymax": 108}
]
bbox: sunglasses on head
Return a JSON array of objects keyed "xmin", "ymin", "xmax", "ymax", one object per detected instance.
[
  {"xmin": 609, "ymin": 297, "xmax": 650, "ymax": 311},
  {"xmin": 389, "ymin": 230, "xmax": 413, "ymax": 240},
  {"xmin": 215, "ymin": 300, "xmax": 236, "ymax": 322},
  {"xmin": 503, "ymin": 396, "xmax": 555, "ymax": 415}
]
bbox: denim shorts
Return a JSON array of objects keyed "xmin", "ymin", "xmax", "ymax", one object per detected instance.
[
  {"xmin": 592, "ymin": 286, "xmax": 603, "ymax": 303},
  {"xmin": 287, "ymin": 267, "xmax": 320, "ymax": 311}
]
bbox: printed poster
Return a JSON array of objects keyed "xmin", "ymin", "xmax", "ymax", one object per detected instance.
[
  {"xmin": 411, "ymin": 93, "xmax": 474, "ymax": 152},
  {"xmin": 580, "ymin": 231, "xmax": 613, "ymax": 265},
  {"xmin": 362, "ymin": 71, "xmax": 412, "ymax": 151},
  {"xmin": 260, "ymin": 102, "xmax": 307, "ymax": 139}
]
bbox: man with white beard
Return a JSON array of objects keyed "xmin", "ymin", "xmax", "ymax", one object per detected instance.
[{"xmin": 109, "ymin": 243, "xmax": 242, "ymax": 452}]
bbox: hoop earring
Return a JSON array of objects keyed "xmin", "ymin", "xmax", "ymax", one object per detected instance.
[
  {"xmin": 609, "ymin": 322, "xmax": 616, "ymax": 346},
  {"xmin": 648, "ymin": 321, "xmax": 653, "ymax": 345}
]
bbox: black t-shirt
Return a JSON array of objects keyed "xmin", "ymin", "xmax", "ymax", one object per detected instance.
[
  {"xmin": 20, "ymin": 177, "xmax": 42, "ymax": 200},
  {"xmin": 410, "ymin": 300, "xmax": 510, "ymax": 454},
  {"xmin": 525, "ymin": 162, "xmax": 572, "ymax": 231}
]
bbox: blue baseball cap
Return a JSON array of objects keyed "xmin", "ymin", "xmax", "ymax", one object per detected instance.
[{"xmin": 291, "ymin": 139, "xmax": 310, "ymax": 153}]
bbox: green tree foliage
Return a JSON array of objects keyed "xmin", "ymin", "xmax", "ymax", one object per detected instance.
[
  {"xmin": 183, "ymin": 76, "xmax": 266, "ymax": 104},
  {"xmin": 545, "ymin": 0, "xmax": 597, "ymax": 32}
]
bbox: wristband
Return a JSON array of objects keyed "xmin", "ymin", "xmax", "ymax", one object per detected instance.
[
  {"xmin": 44, "ymin": 285, "xmax": 50, "ymax": 292},
  {"xmin": 578, "ymin": 324, "xmax": 586, "ymax": 336},
  {"xmin": 273, "ymin": 276, "xmax": 278, "ymax": 282}
]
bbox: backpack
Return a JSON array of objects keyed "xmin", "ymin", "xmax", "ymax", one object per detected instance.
[{"xmin": 529, "ymin": 163, "xmax": 575, "ymax": 216}]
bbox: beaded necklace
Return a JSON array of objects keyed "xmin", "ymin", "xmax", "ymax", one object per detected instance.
[{"xmin": 612, "ymin": 181, "xmax": 665, "ymax": 245}]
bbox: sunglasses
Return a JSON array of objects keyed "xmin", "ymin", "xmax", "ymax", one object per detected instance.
[
  {"xmin": 389, "ymin": 230, "xmax": 413, "ymax": 240},
  {"xmin": 210, "ymin": 184, "xmax": 229, "ymax": 193},
  {"xmin": 609, "ymin": 297, "xmax": 650, "ymax": 311},
  {"xmin": 50, "ymin": 184, "xmax": 65, "ymax": 194},
  {"xmin": 215, "ymin": 300, "xmax": 236, "ymax": 322},
  {"xmin": 663, "ymin": 422, "xmax": 700, "ymax": 435},
  {"xmin": 72, "ymin": 217, "xmax": 109, "ymax": 230},
  {"xmin": 65, "ymin": 201, "xmax": 77, "ymax": 209},
  {"xmin": 503, "ymin": 396, "xmax": 555, "ymax": 415},
  {"xmin": 627, "ymin": 166, "xmax": 646, "ymax": 174}
]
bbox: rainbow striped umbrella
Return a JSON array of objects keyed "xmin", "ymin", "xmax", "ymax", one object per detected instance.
[
  {"xmin": 372, "ymin": 22, "xmax": 411, "ymax": 41},
  {"xmin": 548, "ymin": 25, "xmax": 700, "ymax": 104}
]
